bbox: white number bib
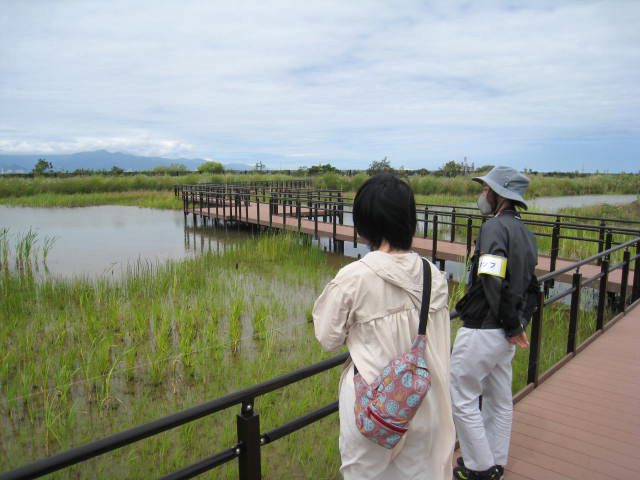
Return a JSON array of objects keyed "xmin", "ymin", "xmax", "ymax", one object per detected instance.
[{"xmin": 477, "ymin": 254, "xmax": 507, "ymax": 278}]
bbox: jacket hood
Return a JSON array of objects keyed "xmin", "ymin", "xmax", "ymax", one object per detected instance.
[{"xmin": 360, "ymin": 250, "xmax": 449, "ymax": 312}]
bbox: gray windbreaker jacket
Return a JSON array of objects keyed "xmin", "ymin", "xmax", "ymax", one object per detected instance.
[{"xmin": 468, "ymin": 209, "xmax": 538, "ymax": 336}]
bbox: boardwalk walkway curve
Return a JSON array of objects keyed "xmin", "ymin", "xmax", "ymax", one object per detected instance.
[
  {"xmin": 183, "ymin": 194, "xmax": 638, "ymax": 294},
  {"xmin": 500, "ymin": 299, "xmax": 640, "ymax": 480}
]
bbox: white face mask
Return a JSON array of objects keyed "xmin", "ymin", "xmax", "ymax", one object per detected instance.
[{"xmin": 477, "ymin": 193, "xmax": 494, "ymax": 215}]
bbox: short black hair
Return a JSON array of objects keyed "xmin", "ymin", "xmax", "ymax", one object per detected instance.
[{"xmin": 353, "ymin": 173, "xmax": 416, "ymax": 251}]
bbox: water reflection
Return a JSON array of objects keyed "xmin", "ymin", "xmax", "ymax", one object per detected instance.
[{"xmin": 0, "ymin": 205, "xmax": 254, "ymax": 279}]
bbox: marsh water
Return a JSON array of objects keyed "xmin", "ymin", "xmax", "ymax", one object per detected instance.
[
  {"xmin": 1, "ymin": 193, "xmax": 636, "ymax": 279},
  {"xmin": 0, "ymin": 205, "xmax": 252, "ymax": 278},
  {"xmin": 527, "ymin": 194, "xmax": 637, "ymax": 212}
]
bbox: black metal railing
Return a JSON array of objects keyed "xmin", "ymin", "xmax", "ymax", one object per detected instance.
[
  {"xmin": 523, "ymin": 236, "xmax": 640, "ymax": 392},
  {"xmin": 173, "ymin": 180, "xmax": 314, "ymax": 198},
  {"xmin": 179, "ymin": 184, "xmax": 640, "ymax": 270},
  {"xmin": 0, "ymin": 353, "xmax": 349, "ymax": 480}
]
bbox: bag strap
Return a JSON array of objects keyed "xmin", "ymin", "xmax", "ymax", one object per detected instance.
[
  {"xmin": 353, "ymin": 258, "xmax": 432, "ymax": 376},
  {"xmin": 418, "ymin": 258, "xmax": 432, "ymax": 335}
]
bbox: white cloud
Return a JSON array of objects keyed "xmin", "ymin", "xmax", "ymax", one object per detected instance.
[
  {"xmin": 0, "ymin": 132, "xmax": 193, "ymax": 158},
  {"xmin": 1, "ymin": 0, "xmax": 639, "ymax": 170}
]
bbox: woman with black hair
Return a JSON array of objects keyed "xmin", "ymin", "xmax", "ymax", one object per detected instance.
[{"xmin": 313, "ymin": 174, "xmax": 454, "ymax": 479}]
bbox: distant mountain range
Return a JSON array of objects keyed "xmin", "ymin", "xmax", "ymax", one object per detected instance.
[{"xmin": 0, "ymin": 150, "xmax": 254, "ymax": 173}]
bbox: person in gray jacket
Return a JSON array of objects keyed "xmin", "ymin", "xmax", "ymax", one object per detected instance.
[{"xmin": 451, "ymin": 166, "xmax": 538, "ymax": 480}]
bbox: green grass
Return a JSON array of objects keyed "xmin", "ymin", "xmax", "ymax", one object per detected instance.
[
  {"xmin": 524, "ymin": 201, "xmax": 640, "ymax": 263},
  {"xmin": 0, "ymin": 173, "xmax": 307, "ymax": 199},
  {"xmin": 0, "ymin": 232, "xmax": 345, "ymax": 478},
  {"xmin": 2, "ymin": 172, "xmax": 638, "ymax": 203},
  {"xmin": 556, "ymin": 200, "xmax": 640, "ymax": 223},
  {"xmin": 0, "ymin": 190, "xmax": 182, "ymax": 209}
]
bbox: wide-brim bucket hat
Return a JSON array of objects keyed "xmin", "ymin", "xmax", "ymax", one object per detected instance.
[{"xmin": 472, "ymin": 166, "xmax": 530, "ymax": 209}]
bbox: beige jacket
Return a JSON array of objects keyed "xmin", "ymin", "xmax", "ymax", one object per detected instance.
[{"xmin": 313, "ymin": 250, "xmax": 455, "ymax": 479}]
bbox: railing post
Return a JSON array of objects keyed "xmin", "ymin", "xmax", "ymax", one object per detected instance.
[
  {"xmin": 619, "ymin": 249, "xmax": 630, "ymax": 311},
  {"xmin": 432, "ymin": 214, "xmax": 438, "ymax": 264},
  {"xmin": 234, "ymin": 192, "xmax": 239, "ymax": 221},
  {"xmin": 466, "ymin": 217, "xmax": 473, "ymax": 259},
  {"xmin": 604, "ymin": 230, "xmax": 612, "ymax": 254},
  {"xmin": 338, "ymin": 192, "xmax": 344, "ymax": 225},
  {"xmin": 597, "ymin": 220, "xmax": 606, "ymax": 265},
  {"xmin": 353, "ymin": 222, "xmax": 357, "ymax": 247},
  {"xmin": 527, "ymin": 284, "xmax": 544, "ymax": 386},
  {"xmin": 256, "ymin": 194, "xmax": 260, "ymax": 230},
  {"xmin": 450, "ymin": 208, "xmax": 456, "ymax": 243},
  {"xmin": 332, "ymin": 205, "xmax": 337, "ymax": 244},
  {"xmin": 237, "ymin": 400, "xmax": 261, "ymax": 480},
  {"xmin": 192, "ymin": 190, "xmax": 197, "ymax": 226},
  {"xmin": 245, "ymin": 192, "xmax": 249, "ymax": 224},
  {"xmin": 423, "ymin": 208, "xmax": 428, "ymax": 239},
  {"xmin": 633, "ymin": 241, "xmax": 640, "ymax": 302},
  {"xmin": 222, "ymin": 192, "xmax": 227, "ymax": 223},
  {"xmin": 545, "ymin": 219, "xmax": 561, "ymax": 295},
  {"xmin": 566, "ymin": 271, "xmax": 582, "ymax": 354},
  {"xmin": 297, "ymin": 199, "xmax": 301, "ymax": 232},
  {"xmin": 215, "ymin": 191, "xmax": 220, "ymax": 225},
  {"xmin": 314, "ymin": 200, "xmax": 318, "ymax": 238},
  {"xmin": 282, "ymin": 199, "xmax": 287, "ymax": 230},
  {"xmin": 596, "ymin": 257, "xmax": 609, "ymax": 330}
]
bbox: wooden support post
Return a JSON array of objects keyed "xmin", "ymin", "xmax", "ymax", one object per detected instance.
[
  {"xmin": 256, "ymin": 195, "xmax": 260, "ymax": 229},
  {"xmin": 466, "ymin": 216, "xmax": 473, "ymax": 260},
  {"xmin": 567, "ymin": 271, "xmax": 582, "ymax": 354},
  {"xmin": 597, "ymin": 220, "xmax": 606, "ymax": 265},
  {"xmin": 423, "ymin": 208, "xmax": 428, "ymax": 239},
  {"xmin": 527, "ymin": 285, "xmax": 544, "ymax": 386},
  {"xmin": 596, "ymin": 257, "xmax": 609, "ymax": 330},
  {"xmin": 314, "ymin": 200, "xmax": 318, "ymax": 239},
  {"xmin": 450, "ymin": 208, "xmax": 456, "ymax": 243},
  {"xmin": 332, "ymin": 205, "xmax": 337, "ymax": 244},
  {"xmin": 619, "ymin": 249, "xmax": 630, "ymax": 311},
  {"xmin": 432, "ymin": 214, "xmax": 438, "ymax": 264},
  {"xmin": 633, "ymin": 241, "xmax": 640, "ymax": 302}
]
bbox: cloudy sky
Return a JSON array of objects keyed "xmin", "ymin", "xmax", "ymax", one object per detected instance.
[{"xmin": 1, "ymin": 0, "xmax": 638, "ymax": 171}]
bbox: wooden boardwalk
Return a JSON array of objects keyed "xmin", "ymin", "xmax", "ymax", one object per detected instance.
[
  {"xmin": 187, "ymin": 202, "xmax": 635, "ymax": 292},
  {"xmin": 503, "ymin": 301, "xmax": 640, "ymax": 479}
]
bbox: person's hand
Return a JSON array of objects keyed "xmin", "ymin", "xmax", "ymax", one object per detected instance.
[{"xmin": 507, "ymin": 331, "xmax": 529, "ymax": 348}]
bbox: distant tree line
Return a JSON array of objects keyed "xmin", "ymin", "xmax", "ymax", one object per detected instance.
[{"xmin": 4, "ymin": 157, "xmax": 634, "ymax": 179}]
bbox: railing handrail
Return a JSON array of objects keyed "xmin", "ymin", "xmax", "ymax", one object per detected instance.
[
  {"xmin": 415, "ymin": 201, "xmax": 640, "ymax": 227},
  {"xmin": 537, "ymin": 236, "xmax": 640, "ymax": 282},
  {"xmin": 0, "ymin": 353, "xmax": 349, "ymax": 480}
]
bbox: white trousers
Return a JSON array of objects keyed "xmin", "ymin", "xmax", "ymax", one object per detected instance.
[{"xmin": 450, "ymin": 327, "xmax": 516, "ymax": 472}]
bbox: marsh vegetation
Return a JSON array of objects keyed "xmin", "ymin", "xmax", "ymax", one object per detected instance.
[
  {"xmin": 1, "ymin": 233, "xmax": 344, "ymax": 478},
  {"xmin": 2, "ymin": 172, "xmax": 639, "ymax": 209},
  {"xmin": 1, "ymin": 226, "xmax": 619, "ymax": 478}
]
